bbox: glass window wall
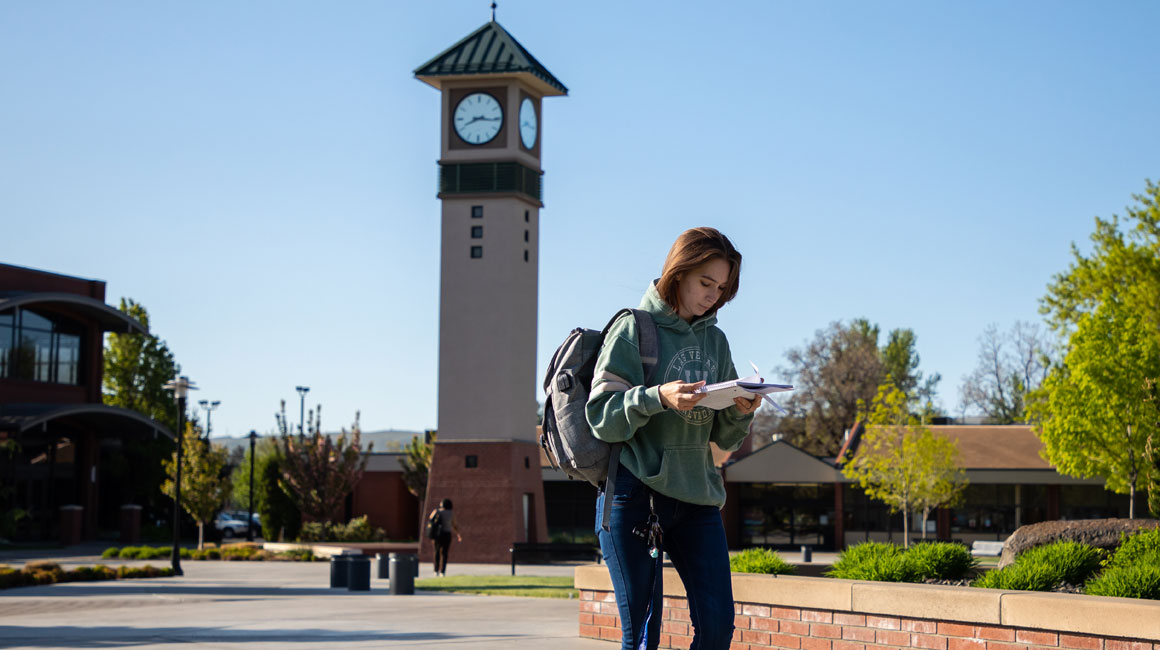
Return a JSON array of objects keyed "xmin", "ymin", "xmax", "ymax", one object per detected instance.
[{"xmin": 0, "ymin": 308, "xmax": 83, "ymax": 385}]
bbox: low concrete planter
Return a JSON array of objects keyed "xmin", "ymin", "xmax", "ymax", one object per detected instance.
[{"xmin": 574, "ymin": 566, "xmax": 1160, "ymax": 649}]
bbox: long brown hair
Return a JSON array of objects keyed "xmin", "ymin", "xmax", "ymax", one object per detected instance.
[{"xmin": 656, "ymin": 227, "xmax": 742, "ymax": 314}]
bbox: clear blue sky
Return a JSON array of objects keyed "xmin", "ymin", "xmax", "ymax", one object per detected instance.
[{"xmin": 3, "ymin": 1, "xmax": 1158, "ymax": 438}]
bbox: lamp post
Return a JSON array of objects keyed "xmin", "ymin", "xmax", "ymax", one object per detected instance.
[
  {"xmin": 295, "ymin": 386, "xmax": 310, "ymax": 435},
  {"xmin": 198, "ymin": 399, "xmax": 221, "ymax": 439},
  {"xmin": 163, "ymin": 375, "xmax": 198, "ymax": 576},
  {"xmin": 246, "ymin": 430, "xmax": 257, "ymax": 542}
]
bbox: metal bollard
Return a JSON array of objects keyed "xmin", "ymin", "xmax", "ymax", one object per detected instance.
[
  {"xmin": 347, "ymin": 555, "xmax": 371, "ymax": 592},
  {"xmin": 329, "ymin": 555, "xmax": 351, "ymax": 588},
  {"xmin": 388, "ymin": 553, "xmax": 416, "ymax": 595},
  {"xmin": 801, "ymin": 545, "xmax": 813, "ymax": 563},
  {"xmin": 376, "ymin": 553, "xmax": 389, "ymax": 580}
]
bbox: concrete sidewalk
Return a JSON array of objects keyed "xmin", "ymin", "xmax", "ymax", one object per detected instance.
[{"xmin": 0, "ymin": 559, "xmax": 610, "ymax": 649}]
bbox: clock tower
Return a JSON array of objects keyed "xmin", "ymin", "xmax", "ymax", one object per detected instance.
[{"xmin": 414, "ymin": 17, "xmax": 567, "ymax": 563}]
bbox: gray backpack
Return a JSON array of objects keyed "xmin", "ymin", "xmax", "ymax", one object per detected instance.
[{"xmin": 541, "ymin": 308, "xmax": 658, "ymax": 530}]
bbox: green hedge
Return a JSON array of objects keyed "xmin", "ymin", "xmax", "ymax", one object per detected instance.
[
  {"xmin": 974, "ymin": 541, "xmax": 1104, "ymax": 591},
  {"xmin": 100, "ymin": 544, "xmax": 317, "ymax": 562},
  {"xmin": 1084, "ymin": 527, "xmax": 1160, "ymax": 599},
  {"xmin": 730, "ymin": 548, "xmax": 796, "ymax": 575},
  {"xmin": 827, "ymin": 542, "xmax": 976, "ymax": 583},
  {"xmin": 0, "ymin": 562, "xmax": 173, "ymax": 590}
]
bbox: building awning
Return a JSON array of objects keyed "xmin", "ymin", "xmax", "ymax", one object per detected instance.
[
  {"xmin": 0, "ymin": 292, "xmax": 146, "ymax": 334},
  {"xmin": 0, "ymin": 403, "xmax": 174, "ymax": 442}
]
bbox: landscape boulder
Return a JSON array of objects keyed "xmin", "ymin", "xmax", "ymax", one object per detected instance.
[{"xmin": 999, "ymin": 518, "xmax": 1160, "ymax": 568}]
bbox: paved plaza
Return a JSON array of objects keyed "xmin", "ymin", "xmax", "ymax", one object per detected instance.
[{"xmin": 0, "ymin": 547, "xmax": 610, "ymax": 650}]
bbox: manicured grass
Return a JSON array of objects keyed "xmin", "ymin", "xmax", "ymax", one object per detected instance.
[{"xmin": 414, "ymin": 575, "xmax": 577, "ymax": 598}]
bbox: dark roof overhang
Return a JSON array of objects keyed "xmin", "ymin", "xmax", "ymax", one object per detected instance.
[
  {"xmin": 0, "ymin": 292, "xmax": 146, "ymax": 334},
  {"xmin": 414, "ymin": 20, "xmax": 568, "ymax": 96},
  {"xmin": 0, "ymin": 403, "xmax": 174, "ymax": 442}
]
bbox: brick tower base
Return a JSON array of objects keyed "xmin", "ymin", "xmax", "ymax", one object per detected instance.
[{"xmin": 420, "ymin": 440, "xmax": 548, "ymax": 565}]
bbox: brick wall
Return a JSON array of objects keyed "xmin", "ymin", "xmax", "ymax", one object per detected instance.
[
  {"xmin": 574, "ymin": 567, "xmax": 1160, "ymax": 648},
  {"xmin": 578, "ymin": 590, "xmax": 1158, "ymax": 650}
]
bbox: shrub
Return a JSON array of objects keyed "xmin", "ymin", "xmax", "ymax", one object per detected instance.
[
  {"xmin": 66, "ymin": 565, "xmax": 117, "ymax": 582},
  {"xmin": 1105, "ymin": 527, "xmax": 1160, "ymax": 570},
  {"xmin": 118, "ymin": 564, "xmax": 175, "ymax": 579},
  {"xmin": 101, "ymin": 547, "xmax": 120, "ymax": 559},
  {"xmin": 730, "ymin": 548, "xmax": 796, "ymax": 575},
  {"xmin": 221, "ymin": 545, "xmax": 259, "ymax": 561},
  {"xmin": 297, "ymin": 517, "xmax": 386, "ymax": 543},
  {"xmin": 0, "ymin": 566, "xmax": 31, "ymax": 589},
  {"xmin": 24, "ymin": 561, "xmax": 63, "ymax": 586},
  {"xmin": 974, "ymin": 541, "xmax": 1104, "ymax": 591},
  {"xmin": 1085, "ymin": 564, "xmax": 1160, "ymax": 599},
  {"xmin": 828, "ymin": 542, "xmax": 916, "ymax": 582},
  {"xmin": 906, "ymin": 542, "xmax": 976, "ymax": 581},
  {"xmin": 279, "ymin": 548, "xmax": 315, "ymax": 562},
  {"xmin": 298, "ymin": 521, "xmax": 329, "ymax": 542}
]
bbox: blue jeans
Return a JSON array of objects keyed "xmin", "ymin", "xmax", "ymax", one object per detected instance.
[{"xmin": 596, "ymin": 469, "xmax": 734, "ymax": 650}]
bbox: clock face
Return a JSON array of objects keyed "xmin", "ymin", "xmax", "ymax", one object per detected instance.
[
  {"xmin": 519, "ymin": 97, "xmax": 537, "ymax": 149},
  {"xmin": 453, "ymin": 92, "xmax": 503, "ymax": 145}
]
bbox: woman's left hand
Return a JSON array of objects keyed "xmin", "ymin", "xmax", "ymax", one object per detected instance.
[{"xmin": 732, "ymin": 395, "xmax": 761, "ymax": 415}]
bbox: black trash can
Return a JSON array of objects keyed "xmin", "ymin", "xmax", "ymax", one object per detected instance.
[
  {"xmin": 388, "ymin": 553, "xmax": 416, "ymax": 595},
  {"xmin": 329, "ymin": 555, "xmax": 351, "ymax": 588},
  {"xmin": 801, "ymin": 545, "xmax": 813, "ymax": 563},
  {"xmin": 376, "ymin": 553, "xmax": 389, "ymax": 580},
  {"xmin": 347, "ymin": 555, "xmax": 371, "ymax": 592}
]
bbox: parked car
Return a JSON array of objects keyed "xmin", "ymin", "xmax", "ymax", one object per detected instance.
[
  {"xmin": 226, "ymin": 510, "xmax": 261, "ymax": 528},
  {"xmin": 214, "ymin": 513, "xmax": 249, "ymax": 539}
]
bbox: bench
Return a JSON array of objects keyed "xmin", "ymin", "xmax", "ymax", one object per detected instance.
[
  {"xmin": 509, "ymin": 542, "xmax": 602, "ymax": 575},
  {"xmin": 971, "ymin": 540, "xmax": 1006, "ymax": 557}
]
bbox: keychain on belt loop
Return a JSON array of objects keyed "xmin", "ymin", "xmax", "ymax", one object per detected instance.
[{"xmin": 646, "ymin": 493, "xmax": 663, "ymax": 559}]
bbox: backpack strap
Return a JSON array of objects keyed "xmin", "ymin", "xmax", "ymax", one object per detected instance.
[{"xmin": 600, "ymin": 308, "xmax": 660, "ymax": 532}]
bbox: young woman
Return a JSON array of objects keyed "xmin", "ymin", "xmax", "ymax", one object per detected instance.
[
  {"xmin": 428, "ymin": 498, "xmax": 462, "ymax": 577},
  {"xmin": 587, "ymin": 227, "xmax": 760, "ymax": 650}
]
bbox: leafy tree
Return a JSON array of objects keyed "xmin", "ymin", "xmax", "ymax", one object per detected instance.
[
  {"xmin": 842, "ymin": 383, "xmax": 967, "ymax": 547},
  {"xmin": 103, "ymin": 298, "xmax": 181, "ymax": 432},
  {"xmin": 772, "ymin": 320, "xmax": 940, "ymax": 456},
  {"xmin": 258, "ymin": 442, "xmax": 300, "ymax": 541},
  {"xmin": 274, "ymin": 401, "xmax": 369, "ymax": 524},
  {"xmin": 1041, "ymin": 180, "xmax": 1160, "ymax": 337},
  {"xmin": 1031, "ymin": 296, "xmax": 1160, "ymax": 518},
  {"xmin": 161, "ymin": 422, "xmax": 232, "ymax": 549},
  {"xmin": 959, "ymin": 321, "xmax": 1053, "ymax": 423},
  {"xmin": 399, "ymin": 430, "xmax": 435, "ymax": 499},
  {"xmin": 881, "ymin": 328, "xmax": 940, "ymax": 408}
]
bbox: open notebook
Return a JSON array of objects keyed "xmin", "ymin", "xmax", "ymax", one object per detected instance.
[{"xmin": 694, "ymin": 363, "xmax": 793, "ymax": 411}]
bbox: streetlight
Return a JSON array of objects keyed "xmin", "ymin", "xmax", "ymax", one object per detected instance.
[
  {"xmin": 163, "ymin": 375, "xmax": 198, "ymax": 576},
  {"xmin": 247, "ymin": 430, "xmax": 257, "ymax": 542},
  {"xmin": 295, "ymin": 386, "xmax": 310, "ymax": 435},
  {"xmin": 198, "ymin": 399, "xmax": 221, "ymax": 439}
]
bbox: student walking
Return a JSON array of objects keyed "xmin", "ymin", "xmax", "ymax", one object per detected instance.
[
  {"xmin": 428, "ymin": 498, "xmax": 462, "ymax": 577},
  {"xmin": 587, "ymin": 227, "xmax": 760, "ymax": 650}
]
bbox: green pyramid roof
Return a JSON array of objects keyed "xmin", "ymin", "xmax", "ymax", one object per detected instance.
[{"xmin": 414, "ymin": 21, "xmax": 568, "ymax": 96}]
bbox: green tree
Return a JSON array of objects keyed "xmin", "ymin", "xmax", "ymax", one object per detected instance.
[
  {"xmin": 103, "ymin": 298, "xmax": 181, "ymax": 432},
  {"xmin": 1041, "ymin": 180, "xmax": 1160, "ymax": 337},
  {"xmin": 842, "ymin": 383, "xmax": 967, "ymax": 547},
  {"xmin": 1030, "ymin": 295, "xmax": 1160, "ymax": 518},
  {"xmin": 0, "ymin": 439, "xmax": 28, "ymax": 540},
  {"xmin": 275, "ymin": 401, "xmax": 369, "ymax": 524},
  {"xmin": 772, "ymin": 320, "xmax": 941, "ymax": 455},
  {"xmin": 399, "ymin": 430, "xmax": 435, "ymax": 500},
  {"xmin": 161, "ymin": 422, "xmax": 232, "ymax": 549}
]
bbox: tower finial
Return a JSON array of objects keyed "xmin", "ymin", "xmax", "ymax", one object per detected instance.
[{"xmin": 491, "ymin": 1, "xmax": 497, "ymax": 21}]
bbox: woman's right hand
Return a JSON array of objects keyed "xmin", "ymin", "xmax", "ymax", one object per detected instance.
[{"xmin": 659, "ymin": 380, "xmax": 707, "ymax": 411}]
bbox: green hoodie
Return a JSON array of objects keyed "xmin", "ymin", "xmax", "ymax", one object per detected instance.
[{"xmin": 586, "ymin": 282, "xmax": 754, "ymax": 508}]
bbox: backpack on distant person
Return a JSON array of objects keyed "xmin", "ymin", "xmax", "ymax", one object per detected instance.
[
  {"xmin": 425, "ymin": 510, "xmax": 444, "ymax": 540},
  {"xmin": 541, "ymin": 308, "xmax": 658, "ymax": 530}
]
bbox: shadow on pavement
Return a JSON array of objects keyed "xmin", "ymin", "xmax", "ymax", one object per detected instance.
[{"xmin": 0, "ymin": 625, "xmax": 523, "ymax": 647}]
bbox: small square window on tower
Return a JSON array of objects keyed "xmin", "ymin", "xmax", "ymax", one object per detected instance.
[
  {"xmin": 472, "ymin": 226, "xmax": 483, "ymax": 239},
  {"xmin": 472, "ymin": 205, "xmax": 484, "ymax": 218},
  {"xmin": 465, "ymin": 455, "xmax": 478, "ymax": 468},
  {"xmin": 471, "ymin": 246, "xmax": 483, "ymax": 259}
]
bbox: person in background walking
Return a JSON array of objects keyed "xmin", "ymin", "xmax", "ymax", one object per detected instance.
[{"xmin": 429, "ymin": 498, "xmax": 461, "ymax": 577}]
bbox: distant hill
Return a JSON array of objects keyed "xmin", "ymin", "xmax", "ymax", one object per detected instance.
[{"xmin": 209, "ymin": 429, "xmax": 425, "ymax": 455}]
